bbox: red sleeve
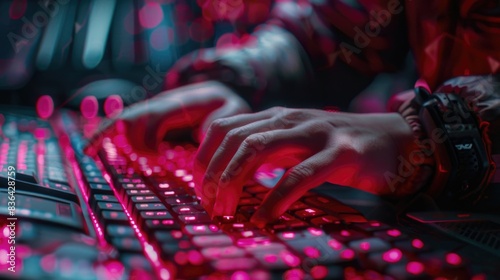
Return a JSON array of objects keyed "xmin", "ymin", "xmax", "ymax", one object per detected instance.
[{"xmin": 166, "ymin": 0, "xmax": 409, "ymax": 109}]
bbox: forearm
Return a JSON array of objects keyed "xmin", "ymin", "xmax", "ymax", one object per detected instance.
[{"xmin": 167, "ymin": 0, "xmax": 409, "ymax": 110}]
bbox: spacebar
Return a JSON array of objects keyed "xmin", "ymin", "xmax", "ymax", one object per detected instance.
[{"xmin": 0, "ymin": 176, "xmax": 78, "ymax": 203}]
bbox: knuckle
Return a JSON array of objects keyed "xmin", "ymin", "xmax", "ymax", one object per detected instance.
[
  {"xmin": 285, "ymin": 109, "xmax": 306, "ymax": 122},
  {"xmin": 270, "ymin": 106, "xmax": 285, "ymax": 114},
  {"xmin": 226, "ymin": 127, "xmax": 247, "ymax": 141},
  {"xmin": 269, "ymin": 116, "xmax": 287, "ymax": 129},
  {"xmin": 243, "ymin": 133, "xmax": 268, "ymax": 150},
  {"xmin": 209, "ymin": 118, "xmax": 230, "ymax": 133},
  {"xmin": 305, "ymin": 121, "xmax": 330, "ymax": 136}
]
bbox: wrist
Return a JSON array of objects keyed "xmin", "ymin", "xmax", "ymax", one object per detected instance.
[{"xmin": 398, "ymin": 87, "xmax": 495, "ymax": 209}]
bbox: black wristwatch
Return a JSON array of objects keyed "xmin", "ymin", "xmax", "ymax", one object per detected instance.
[{"xmin": 412, "ymin": 87, "xmax": 495, "ymax": 209}]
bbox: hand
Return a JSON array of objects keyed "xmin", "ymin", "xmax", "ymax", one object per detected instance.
[
  {"xmin": 85, "ymin": 81, "xmax": 251, "ymax": 154},
  {"xmin": 194, "ymin": 107, "xmax": 420, "ymax": 226}
]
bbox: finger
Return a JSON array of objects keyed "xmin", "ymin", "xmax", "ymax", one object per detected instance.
[
  {"xmin": 194, "ymin": 108, "xmax": 282, "ymax": 193},
  {"xmin": 203, "ymin": 119, "xmax": 290, "ymax": 216},
  {"xmin": 250, "ymin": 150, "xmax": 337, "ymax": 227},
  {"xmin": 211, "ymin": 127, "xmax": 317, "ymax": 216}
]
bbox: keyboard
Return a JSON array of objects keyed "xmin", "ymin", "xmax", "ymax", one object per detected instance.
[{"xmin": 0, "ymin": 107, "xmax": 499, "ymax": 280}]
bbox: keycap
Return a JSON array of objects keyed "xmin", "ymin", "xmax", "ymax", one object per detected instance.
[
  {"xmin": 329, "ymin": 229, "xmax": 367, "ymax": 243},
  {"xmin": 139, "ymin": 211, "xmax": 174, "ymax": 228},
  {"xmin": 418, "ymin": 250, "xmax": 467, "ymax": 277},
  {"xmin": 215, "ymin": 214, "xmax": 248, "ymax": 224},
  {"xmin": 201, "ymin": 246, "xmax": 247, "ymax": 260},
  {"xmin": 106, "ymin": 225, "xmax": 136, "ymax": 239},
  {"xmin": 304, "ymin": 196, "xmax": 359, "ymax": 214},
  {"xmin": 254, "ymin": 250, "xmax": 301, "ymax": 269},
  {"xmin": 309, "ymin": 266, "xmax": 344, "ymax": 280},
  {"xmin": 159, "ymin": 188, "xmax": 188, "ymax": 197},
  {"xmin": 172, "ymin": 205, "xmax": 206, "ymax": 214},
  {"xmin": 0, "ymin": 176, "xmax": 78, "ymax": 203},
  {"xmin": 101, "ymin": 211, "xmax": 129, "ymax": 226},
  {"xmin": 192, "ymin": 235, "xmax": 233, "ymax": 247},
  {"xmin": 287, "ymin": 238, "xmax": 353, "ymax": 265},
  {"xmin": 339, "ymin": 214, "xmax": 368, "ymax": 223},
  {"xmin": 294, "ymin": 208, "xmax": 326, "ymax": 220},
  {"xmin": 212, "ymin": 258, "xmax": 258, "ymax": 271},
  {"xmin": 311, "ymin": 215, "xmax": 341, "ymax": 226},
  {"xmin": 288, "ymin": 201, "xmax": 309, "ymax": 211},
  {"xmin": 373, "ymin": 229, "xmax": 408, "ymax": 242},
  {"xmin": 236, "ymin": 235, "xmax": 272, "ymax": 247},
  {"xmin": 179, "ymin": 213, "xmax": 212, "ymax": 225},
  {"xmin": 253, "ymin": 252, "xmax": 293, "ymax": 270},
  {"xmin": 97, "ymin": 202, "xmax": 124, "ymax": 212},
  {"xmin": 364, "ymin": 248, "xmax": 407, "ymax": 270},
  {"xmin": 268, "ymin": 214, "xmax": 308, "ymax": 232},
  {"xmin": 354, "ymin": 221, "xmax": 391, "ymax": 232},
  {"xmin": 111, "ymin": 237, "xmax": 142, "ymax": 253},
  {"xmin": 386, "ymin": 262, "xmax": 430, "ymax": 279},
  {"xmin": 165, "ymin": 195, "xmax": 198, "ymax": 205},
  {"xmin": 130, "ymin": 195, "xmax": 160, "ymax": 203},
  {"xmin": 133, "ymin": 203, "xmax": 167, "ymax": 219},
  {"xmin": 393, "ymin": 239, "xmax": 430, "ymax": 254},
  {"xmin": 92, "ymin": 194, "xmax": 118, "ymax": 203},
  {"xmin": 120, "ymin": 254, "xmax": 153, "ymax": 272},
  {"xmin": 183, "ymin": 224, "xmax": 221, "ymax": 236},
  {"xmin": 126, "ymin": 189, "xmax": 153, "ymax": 196},
  {"xmin": 88, "ymin": 183, "xmax": 113, "ymax": 195},
  {"xmin": 144, "ymin": 219, "xmax": 180, "ymax": 234},
  {"xmin": 154, "ymin": 229, "xmax": 186, "ymax": 240},
  {"xmin": 349, "ymin": 238, "xmax": 391, "ymax": 254}
]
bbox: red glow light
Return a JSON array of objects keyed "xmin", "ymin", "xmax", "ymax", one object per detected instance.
[
  {"xmin": 411, "ymin": 238, "xmax": 424, "ymax": 249},
  {"xmin": 328, "ymin": 239, "xmax": 344, "ymax": 250},
  {"xmin": 382, "ymin": 248, "xmax": 403, "ymax": 263},
  {"xmin": 446, "ymin": 253, "xmax": 462, "ymax": 266},
  {"xmin": 188, "ymin": 250, "xmax": 204, "ymax": 265},
  {"xmin": 304, "ymin": 247, "xmax": 320, "ymax": 258},
  {"xmin": 282, "ymin": 252, "xmax": 300, "ymax": 267},
  {"xmin": 104, "ymin": 95, "xmax": 123, "ymax": 118},
  {"xmin": 406, "ymin": 261, "xmax": 424, "ymax": 275},
  {"xmin": 359, "ymin": 241, "xmax": 371, "ymax": 251},
  {"xmin": 36, "ymin": 95, "xmax": 54, "ymax": 119},
  {"xmin": 231, "ymin": 271, "xmax": 250, "ymax": 280},
  {"xmin": 150, "ymin": 26, "xmax": 172, "ymax": 51},
  {"xmin": 386, "ymin": 229, "xmax": 401, "ymax": 237},
  {"xmin": 307, "ymin": 227, "xmax": 323, "ymax": 236},
  {"xmin": 9, "ymin": 0, "xmax": 27, "ymax": 20},
  {"xmin": 80, "ymin": 96, "xmax": 99, "ymax": 119},
  {"xmin": 264, "ymin": 254, "xmax": 277, "ymax": 263},
  {"xmin": 310, "ymin": 266, "xmax": 328, "ymax": 279},
  {"xmin": 174, "ymin": 251, "xmax": 188, "ymax": 265},
  {"xmin": 340, "ymin": 249, "xmax": 355, "ymax": 260},
  {"xmin": 139, "ymin": 2, "xmax": 164, "ymax": 29}
]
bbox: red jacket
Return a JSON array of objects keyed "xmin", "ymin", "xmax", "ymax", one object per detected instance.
[
  {"xmin": 168, "ymin": 0, "xmax": 500, "ymax": 154},
  {"xmin": 169, "ymin": 0, "xmax": 500, "ymax": 108}
]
